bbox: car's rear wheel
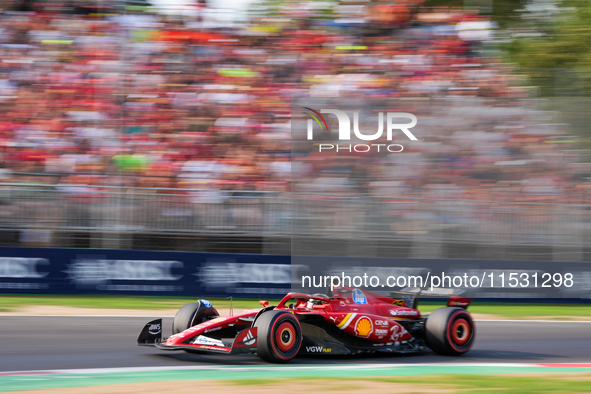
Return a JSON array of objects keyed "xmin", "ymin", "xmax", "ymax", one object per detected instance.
[
  {"xmin": 254, "ymin": 310, "xmax": 302, "ymax": 363},
  {"xmin": 172, "ymin": 300, "xmax": 219, "ymax": 334},
  {"xmin": 425, "ymin": 307, "xmax": 475, "ymax": 356}
]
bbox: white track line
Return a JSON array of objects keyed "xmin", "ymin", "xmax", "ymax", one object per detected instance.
[{"xmin": 4, "ymin": 363, "xmax": 591, "ymax": 376}]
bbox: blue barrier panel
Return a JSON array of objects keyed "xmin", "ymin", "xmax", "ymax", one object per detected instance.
[
  {"xmin": 2, "ymin": 246, "xmax": 590, "ymax": 300},
  {"xmin": 0, "ymin": 247, "xmax": 290, "ymax": 297}
]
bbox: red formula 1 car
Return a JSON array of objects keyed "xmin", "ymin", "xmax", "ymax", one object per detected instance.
[{"xmin": 137, "ymin": 287, "xmax": 475, "ymax": 363}]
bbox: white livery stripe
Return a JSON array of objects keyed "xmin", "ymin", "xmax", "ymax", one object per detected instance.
[{"xmin": 339, "ymin": 313, "xmax": 357, "ymax": 330}]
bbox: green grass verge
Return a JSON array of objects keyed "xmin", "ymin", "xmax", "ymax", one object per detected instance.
[
  {"xmin": 418, "ymin": 301, "xmax": 591, "ymax": 320},
  {"xmin": 0, "ymin": 295, "xmax": 589, "ymax": 319},
  {"xmin": 0, "ymin": 295, "xmax": 276, "ymax": 313},
  {"xmin": 229, "ymin": 374, "xmax": 591, "ymax": 393}
]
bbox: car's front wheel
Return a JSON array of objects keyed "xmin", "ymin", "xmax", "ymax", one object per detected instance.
[
  {"xmin": 254, "ymin": 310, "xmax": 302, "ymax": 363},
  {"xmin": 172, "ymin": 300, "xmax": 219, "ymax": 334}
]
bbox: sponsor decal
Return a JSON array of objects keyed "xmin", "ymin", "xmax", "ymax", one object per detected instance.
[
  {"xmin": 389, "ymin": 325, "xmax": 409, "ymax": 342},
  {"xmin": 0, "ymin": 257, "xmax": 49, "ymax": 278},
  {"xmin": 201, "ymin": 299, "xmax": 212, "ymax": 307},
  {"xmin": 198, "ymin": 263, "xmax": 290, "ymax": 286},
  {"xmin": 355, "ymin": 316, "xmax": 373, "ymax": 338},
  {"xmin": 339, "ymin": 301, "xmax": 347, "ymax": 307},
  {"xmin": 204, "ymin": 326, "xmax": 221, "ymax": 334},
  {"xmin": 194, "ymin": 335, "xmax": 225, "ymax": 347},
  {"xmin": 375, "ymin": 319, "xmax": 389, "ymax": 326},
  {"xmin": 374, "ymin": 328, "xmax": 389, "ymax": 335},
  {"xmin": 305, "ymin": 346, "xmax": 332, "ymax": 353},
  {"xmin": 234, "ymin": 328, "xmax": 257, "ymax": 347},
  {"xmin": 148, "ymin": 323, "xmax": 161, "ymax": 335},
  {"xmin": 449, "ymin": 300, "xmax": 470, "ymax": 307},
  {"xmin": 180, "ymin": 316, "xmax": 228, "ymax": 336},
  {"xmin": 242, "ymin": 330, "xmax": 256, "ymax": 346},
  {"xmin": 389, "ymin": 309, "xmax": 419, "ymax": 317},
  {"xmin": 65, "ymin": 259, "xmax": 183, "ymax": 286},
  {"xmin": 352, "ymin": 289, "xmax": 367, "ymax": 304},
  {"xmin": 392, "ymin": 299, "xmax": 405, "ymax": 306},
  {"xmin": 189, "ymin": 344, "xmax": 230, "ymax": 351}
]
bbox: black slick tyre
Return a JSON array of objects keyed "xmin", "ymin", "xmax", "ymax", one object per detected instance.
[
  {"xmin": 172, "ymin": 300, "xmax": 219, "ymax": 334},
  {"xmin": 254, "ymin": 310, "xmax": 302, "ymax": 363},
  {"xmin": 425, "ymin": 307, "xmax": 475, "ymax": 356}
]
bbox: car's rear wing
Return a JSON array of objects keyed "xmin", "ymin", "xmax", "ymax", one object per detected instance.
[{"xmin": 390, "ymin": 287, "xmax": 472, "ymax": 310}]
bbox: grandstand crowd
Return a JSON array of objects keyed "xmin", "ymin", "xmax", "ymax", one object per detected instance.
[{"xmin": 0, "ymin": 0, "xmax": 588, "ymax": 206}]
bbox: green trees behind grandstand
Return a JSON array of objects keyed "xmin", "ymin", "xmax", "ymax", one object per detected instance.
[{"xmin": 507, "ymin": 0, "xmax": 591, "ymax": 97}]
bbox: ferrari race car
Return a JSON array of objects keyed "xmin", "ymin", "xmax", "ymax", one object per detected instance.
[{"xmin": 137, "ymin": 287, "xmax": 475, "ymax": 363}]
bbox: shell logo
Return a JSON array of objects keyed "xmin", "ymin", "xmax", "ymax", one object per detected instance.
[{"xmin": 355, "ymin": 317, "xmax": 373, "ymax": 338}]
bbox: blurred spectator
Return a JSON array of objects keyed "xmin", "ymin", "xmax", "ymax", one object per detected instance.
[{"xmin": 0, "ymin": 0, "xmax": 584, "ymax": 209}]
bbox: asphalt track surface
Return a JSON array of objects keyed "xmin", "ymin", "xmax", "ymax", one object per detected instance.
[{"xmin": 1, "ymin": 316, "xmax": 590, "ymax": 372}]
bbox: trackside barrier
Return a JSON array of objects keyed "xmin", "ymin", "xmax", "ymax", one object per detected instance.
[
  {"xmin": 0, "ymin": 247, "xmax": 290, "ymax": 297},
  {"xmin": 0, "ymin": 246, "xmax": 590, "ymax": 299}
]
